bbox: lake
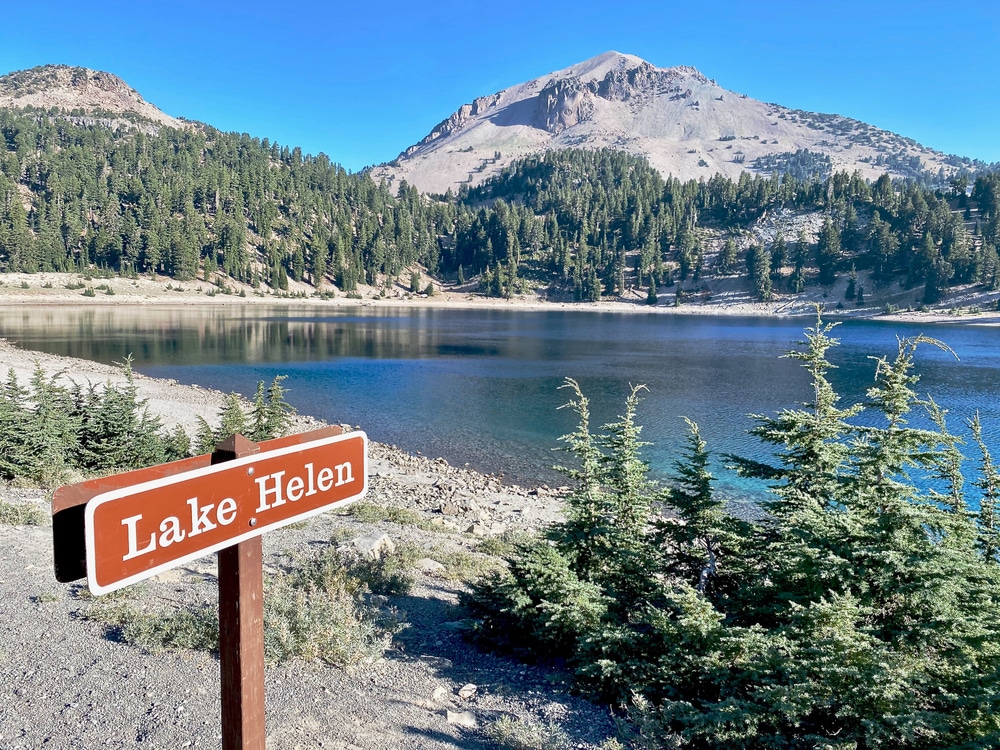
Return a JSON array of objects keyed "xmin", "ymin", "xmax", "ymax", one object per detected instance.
[{"xmin": 2, "ymin": 304, "xmax": 999, "ymax": 501}]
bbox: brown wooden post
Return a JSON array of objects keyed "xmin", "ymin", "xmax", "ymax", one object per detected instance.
[{"xmin": 212, "ymin": 434, "xmax": 265, "ymax": 750}]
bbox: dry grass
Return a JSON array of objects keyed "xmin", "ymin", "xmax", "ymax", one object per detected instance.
[{"xmin": 0, "ymin": 499, "xmax": 48, "ymax": 526}]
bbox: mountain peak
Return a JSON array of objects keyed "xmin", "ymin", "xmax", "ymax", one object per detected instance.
[
  {"xmin": 547, "ymin": 51, "xmax": 707, "ymax": 85},
  {"xmin": 373, "ymin": 53, "xmax": 967, "ymax": 194},
  {"xmin": 0, "ymin": 65, "xmax": 183, "ymax": 128},
  {"xmin": 548, "ymin": 51, "xmax": 648, "ymax": 81}
]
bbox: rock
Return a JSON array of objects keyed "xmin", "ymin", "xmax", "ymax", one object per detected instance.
[
  {"xmin": 446, "ymin": 710, "xmax": 477, "ymax": 728},
  {"xmin": 418, "ymin": 655, "xmax": 453, "ymax": 670},
  {"xmin": 415, "ymin": 558, "xmax": 446, "ymax": 574},
  {"xmin": 348, "ymin": 533, "xmax": 395, "ymax": 560},
  {"xmin": 431, "ymin": 686, "xmax": 451, "ymax": 705},
  {"xmin": 457, "ymin": 683, "xmax": 477, "ymax": 700},
  {"xmin": 466, "ymin": 524, "xmax": 488, "ymax": 536}
]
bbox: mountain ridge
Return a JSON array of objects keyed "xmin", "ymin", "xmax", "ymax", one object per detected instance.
[
  {"xmin": 372, "ymin": 51, "xmax": 981, "ymax": 194},
  {"xmin": 0, "ymin": 64, "xmax": 185, "ymax": 129}
]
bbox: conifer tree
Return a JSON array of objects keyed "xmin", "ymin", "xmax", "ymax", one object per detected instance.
[
  {"xmin": 246, "ymin": 376, "xmax": 294, "ymax": 442},
  {"xmin": 970, "ymin": 412, "xmax": 1000, "ymax": 563},
  {"xmin": 549, "ymin": 379, "xmax": 612, "ymax": 582}
]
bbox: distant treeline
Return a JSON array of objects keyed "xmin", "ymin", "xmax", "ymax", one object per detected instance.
[{"xmin": 1, "ymin": 107, "xmax": 998, "ymax": 304}]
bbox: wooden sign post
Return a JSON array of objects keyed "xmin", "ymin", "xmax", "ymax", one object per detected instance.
[
  {"xmin": 52, "ymin": 426, "xmax": 369, "ymax": 749},
  {"xmin": 214, "ymin": 434, "xmax": 266, "ymax": 750}
]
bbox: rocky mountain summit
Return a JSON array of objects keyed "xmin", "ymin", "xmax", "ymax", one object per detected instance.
[
  {"xmin": 373, "ymin": 51, "xmax": 978, "ymax": 194},
  {"xmin": 0, "ymin": 64, "xmax": 184, "ymax": 129}
]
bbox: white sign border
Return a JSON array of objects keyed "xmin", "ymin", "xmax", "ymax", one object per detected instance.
[{"xmin": 84, "ymin": 431, "xmax": 368, "ymax": 595}]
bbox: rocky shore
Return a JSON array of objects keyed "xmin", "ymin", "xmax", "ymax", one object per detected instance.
[{"xmin": 0, "ymin": 340, "xmax": 616, "ymax": 749}]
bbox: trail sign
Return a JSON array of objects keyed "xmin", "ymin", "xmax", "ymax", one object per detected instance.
[
  {"xmin": 53, "ymin": 426, "xmax": 369, "ymax": 750},
  {"xmin": 82, "ymin": 430, "xmax": 367, "ymax": 595}
]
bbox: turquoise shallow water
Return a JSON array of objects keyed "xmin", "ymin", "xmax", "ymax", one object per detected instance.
[{"xmin": 3, "ymin": 305, "xmax": 998, "ymax": 502}]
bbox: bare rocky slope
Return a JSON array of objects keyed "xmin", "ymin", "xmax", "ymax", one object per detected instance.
[
  {"xmin": 371, "ymin": 51, "xmax": 980, "ymax": 194},
  {"xmin": 0, "ymin": 64, "xmax": 185, "ymax": 130}
]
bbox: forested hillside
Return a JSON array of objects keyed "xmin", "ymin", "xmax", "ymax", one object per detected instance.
[{"xmin": 1, "ymin": 106, "xmax": 998, "ymax": 307}]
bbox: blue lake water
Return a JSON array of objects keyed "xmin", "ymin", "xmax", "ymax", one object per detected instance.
[{"xmin": 2, "ymin": 305, "xmax": 998, "ymax": 502}]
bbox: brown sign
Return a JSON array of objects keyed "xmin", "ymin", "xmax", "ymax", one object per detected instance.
[{"xmin": 84, "ymin": 431, "xmax": 367, "ymax": 594}]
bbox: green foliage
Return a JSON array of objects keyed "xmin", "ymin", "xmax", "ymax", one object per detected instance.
[
  {"xmin": 970, "ymin": 412, "xmax": 1000, "ymax": 563},
  {"xmin": 0, "ymin": 360, "xmax": 188, "ymax": 484},
  {"xmin": 467, "ymin": 314, "xmax": 1000, "ymax": 748},
  {"xmin": 464, "ymin": 539, "xmax": 607, "ymax": 659},
  {"xmin": 195, "ymin": 376, "xmax": 294, "ymax": 452},
  {"xmin": 348, "ymin": 501, "xmax": 422, "ymax": 526},
  {"xmin": 0, "ymin": 108, "xmax": 443, "ymax": 289},
  {"xmin": 816, "ymin": 215, "xmax": 842, "ymax": 285},
  {"xmin": 746, "ymin": 244, "xmax": 772, "ymax": 301},
  {"xmin": 247, "ymin": 375, "xmax": 294, "ymax": 442},
  {"xmin": 74, "ymin": 356, "xmax": 186, "ymax": 472},
  {"xmin": 86, "ymin": 595, "xmax": 219, "ymax": 653},
  {"xmin": 0, "ymin": 360, "xmax": 299, "ymax": 486},
  {"xmin": 426, "ymin": 547, "xmax": 503, "ymax": 583},
  {"xmin": 263, "ymin": 548, "xmax": 405, "ymax": 665}
]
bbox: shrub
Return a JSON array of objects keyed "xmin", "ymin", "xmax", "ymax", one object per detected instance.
[
  {"xmin": 482, "ymin": 715, "xmax": 572, "ymax": 750},
  {"xmin": 86, "ymin": 596, "xmax": 218, "ymax": 653},
  {"xmin": 263, "ymin": 557, "xmax": 401, "ymax": 665},
  {"xmin": 74, "ymin": 357, "xmax": 188, "ymax": 472},
  {"xmin": 86, "ymin": 545, "xmax": 406, "ymax": 666},
  {"xmin": 0, "ymin": 358, "xmax": 193, "ymax": 485}
]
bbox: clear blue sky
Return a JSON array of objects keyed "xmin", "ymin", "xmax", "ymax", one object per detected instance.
[{"xmin": 3, "ymin": 0, "xmax": 998, "ymax": 172}]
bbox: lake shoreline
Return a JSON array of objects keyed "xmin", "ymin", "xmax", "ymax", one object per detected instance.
[
  {"xmin": 1, "ymin": 270, "xmax": 999, "ymax": 327},
  {"xmin": 4, "ymin": 282, "xmax": 999, "ymax": 494}
]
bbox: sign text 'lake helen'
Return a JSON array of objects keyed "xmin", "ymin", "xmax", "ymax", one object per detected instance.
[{"xmin": 84, "ymin": 431, "xmax": 367, "ymax": 594}]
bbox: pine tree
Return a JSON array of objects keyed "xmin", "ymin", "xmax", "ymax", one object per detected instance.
[
  {"xmin": 970, "ymin": 412, "xmax": 1000, "ymax": 563},
  {"xmin": 195, "ymin": 393, "xmax": 248, "ymax": 453},
  {"xmin": 816, "ymin": 215, "xmax": 841, "ymax": 285},
  {"xmin": 655, "ymin": 419, "xmax": 745, "ymax": 599},
  {"xmin": 74, "ymin": 357, "xmax": 173, "ymax": 472},
  {"xmin": 246, "ymin": 376, "xmax": 294, "ymax": 442},
  {"xmin": 550, "ymin": 379, "xmax": 613, "ymax": 582},
  {"xmin": 0, "ymin": 369, "xmax": 38, "ymax": 481},
  {"xmin": 747, "ymin": 244, "xmax": 772, "ymax": 301}
]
